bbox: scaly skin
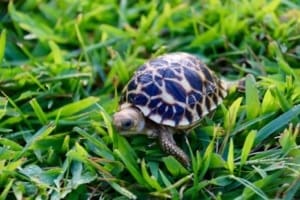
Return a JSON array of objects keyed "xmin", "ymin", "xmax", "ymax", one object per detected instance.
[{"xmin": 158, "ymin": 129, "xmax": 190, "ymax": 167}]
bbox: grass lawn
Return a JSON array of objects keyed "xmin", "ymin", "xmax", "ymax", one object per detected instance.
[{"xmin": 0, "ymin": 0, "xmax": 300, "ymax": 199}]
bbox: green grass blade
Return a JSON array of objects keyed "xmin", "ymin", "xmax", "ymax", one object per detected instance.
[
  {"xmin": 8, "ymin": 2, "xmax": 63, "ymax": 42},
  {"xmin": 0, "ymin": 178, "xmax": 13, "ymax": 200},
  {"xmin": 98, "ymin": 105, "xmax": 114, "ymax": 142},
  {"xmin": 222, "ymin": 97, "xmax": 243, "ymax": 154},
  {"xmin": 277, "ymin": 57, "xmax": 298, "ymax": 81},
  {"xmin": 100, "ymin": 24, "xmax": 130, "ymax": 38},
  {"xmin": 16, "ymin": 122, "xmax": 56, "ymax": 160},
  {"xmin": 230, "ymin": 175, "xmax": 269, "ymax": 200},
  {"xmin": 48, "ymin": 41, "xmax": 63, "ymax": 64},
  {"xmin": 66, "ymin": 143, "xmax": 89, "ymax": 161},
  {"xmin": 224, "ymin": 97, "xmax": 243, "ymax": 132},
  {"xmin": 283, "ymin": 179, "xmax": 300, "ymax": 200},
  {"xmin": 162, "ymin": 156, "xmax": 188, "ymax": 176},
  {"xmin": 240, "ymin": 130, "xmax": 256, "ymax": 166},
  {"xmin": 0, "ymin": 29, "xmax": 6, "ymax": 62},
  {"xmin": 85, "ymin": 158, "xmax": 137, "ymax": 199},
  {"xmin": 0, "ymin": 138, "xmax": 23, "ymax": 151},
  {"xmin": 29, "ymin": 98, "xmax": 48, "ymax": 125},
  {"xmin": 159, "ymin": 170, "xmax": 178, "ymax": 199},
  {"xmin": 47, "ymin": 97, "xmax": 99, "ymax": 118},
  {"xmin": 114, "ymin": 135, "xmax": 148, "ymax": 188},
  {"xmin": 245, "ymin": 75, "xmax": 260, "ymax": 120},
  {"xmin": 255, "ymin": 104, "xmax": 300, "ymax": 145},
  {"xmin": 231, "ymin": 112, "xmax": 275, "ymax": 136},
  {"xmin": 114, "ymin": 148, "xmax": 148, "ymax": 188},
  {"xmin": 199, "ymin": 137, "xmax": 215, "ymax": 179},
  {"xmin": 73, "ymin": 127, "xmax": 114, "ymax": 160},
  {"xmin": 227, "ymin": 138, "xmax": 235, "ymax": 174},
  {"xmin": 41, "ymin": 73, "xmax": 91, "ymax": 83},
  {"xmin": 75, "ymin": 23, "xmax": 90, "ymax": 63},
  {"xmin": 1, "ymin": 91, "xmax": 31, "ymax": 128},
  {"xmin": 271, "ymin": 87, "xmax": 292, "ymax": 112},
  {"xmin": 109, "ymin": 181, "xmax": 137, "ymax": 200},
  {"xmin": 4, "ymin": 158, "xmax": 25, "ymax": 172},
  {"xmin": 141, "ymin": 159, "xmax": 162, "ymax": 190},
  {"xmin": 278, "ymin": 125, "xmax": 297, "ymax": 154},
  {"xmin": 0, "ymin": 97, "xmax": 8, "ymax": 120},
  {"xmin": 261, "ymin": 89, "xmax": 279, "ymax": 114},
  {"xmin": 241, "ymin": 171, "xmax": 283, "ymax": 199},
  {"xmin": 191, "ymin": 26, "xmax": 219, "ymax": 47}
]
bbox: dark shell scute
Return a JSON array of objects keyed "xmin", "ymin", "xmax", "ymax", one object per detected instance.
[
  {"xmin": 173, "ymin": 104, "xmax": 184, "ymax": 125},
  {"xmin": 201, "ymin": 67, "xmax": 214, "ymax": 82},
  {"xmin": 149, "ymin": 58, "xmax": 168, "ymax": 67},
  {"xmin": 174, "ymin": 104, "xmax": 184, "ymax": 115},
  {"xmin": 205, "ymin": 82, "xmax": 216, "ymax": 94},
  {"xmin": 148, "ymin": 98, "xmax": 161, "ymax": 108},
  {"xmin": 127, "ymin": 80, "xmax": 137, "ymax": 91},
  {"xmin": 127, "ymin": 93, "xmax": 135, "ymax": 102},
  {"xmin": 158, "ymin": 104, "xmax": 167, "ymax": 115},
  {"xmin": 165, "ymin": 80, "xmax": 186, "ymax": 103},
  {"xmin": 132, "ymin": 93, "xmax": 148, "ymax": 106},
  {"xmin": 187, "ymin": 95, "xmax": 196, "ymax": 105},
  {"xmin": 162, "ymin": 105, "xmax": 174, "ymax": 120},
  {"xmin": 137, "ymin": 64, "xmax": 146, "ymax": 72},
  {"xmin": 174, "ymin": 67, "xmax": 181, "ymax": 73},
  {"xmin": 137, "ymin": 73, "xmax": 153, "ymax": 84},
  {"xmin": 196, "ymin": 104, "xmax": 202, "ymax": 116},
  {"xmin": 158, "ymin": 68, "xmax": 177, "ymax": 79},
  {"xmin": 185, "ymin": 110, "xmax": 193, "ymax": 123},
  {"xmin": 189, "ymin": 56, "xmax": 197, "ymax": 65},
  {"xmin": 173, "ymin": 116, "xmax": 181, "ymax": 125},
  {"xmin": 154, "ymin": 75, "xmax": 163, "ymax": 86},
  {"xmin": 183, "ymin": 67, "xmax": 203, "ymax": 91},
  {"xmin": 170, "ymin": 62, "xmax": 181, "ymax": 68},
  {"xmin": 205, "ymin": 97, "xmax": 212, "ymax": 111},
  {"xmin": 143, "ymin": 83, "xmax": 161, "ymax": 96},
  {"xmin": 187, "ymin": 91, "xmax": 203, "ymax": 104},
  {"xmin": 212, "ymin": 93, "xmax": 219, "ymax": 104},
  {"xmin": 218, "ymin": 87, "xmax": 226, "ymax": 99}
]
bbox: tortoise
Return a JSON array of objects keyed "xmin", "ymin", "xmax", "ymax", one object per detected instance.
[{"xmin": 113, "ymin": 52, "xmax": 243, "ymax": 166}]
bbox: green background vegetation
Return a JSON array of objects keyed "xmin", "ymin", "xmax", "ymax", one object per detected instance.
[{"xmin": 0, "ymin": 0, "xmax": 299, "ymax": 199}]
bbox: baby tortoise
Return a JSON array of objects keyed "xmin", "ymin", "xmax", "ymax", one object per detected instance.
[{"xmin": 113, "ymin": 52, "xmax": 244, "ymax": 166}]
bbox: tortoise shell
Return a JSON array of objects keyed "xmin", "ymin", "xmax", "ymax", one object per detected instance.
[{"xmin": 120, "ymin": 52, "xmax": 227, "ymax": 129}]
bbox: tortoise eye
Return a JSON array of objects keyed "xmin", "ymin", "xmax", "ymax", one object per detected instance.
[{"xmin": 121, "ymin": 119, "xmax": 133, "ymax": 130}]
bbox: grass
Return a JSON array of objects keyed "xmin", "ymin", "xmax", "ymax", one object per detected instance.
[{"xmin": 0, "ymin": 0, "xmax": 300, "ymax": 199}]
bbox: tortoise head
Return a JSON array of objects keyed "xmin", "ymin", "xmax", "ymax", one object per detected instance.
[{"xmin": 112, "ymin": 103, "xmax": 145, "ymax": 135}]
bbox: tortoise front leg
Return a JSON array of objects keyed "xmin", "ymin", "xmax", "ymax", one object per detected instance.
[{"xmin": 158, "ymin": 130, "xmax": 190, "ymax": 167}]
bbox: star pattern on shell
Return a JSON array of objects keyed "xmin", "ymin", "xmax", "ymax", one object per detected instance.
[{"xmin": 121, "ymin": 52, "xmax": 227, "ymax": 128}]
